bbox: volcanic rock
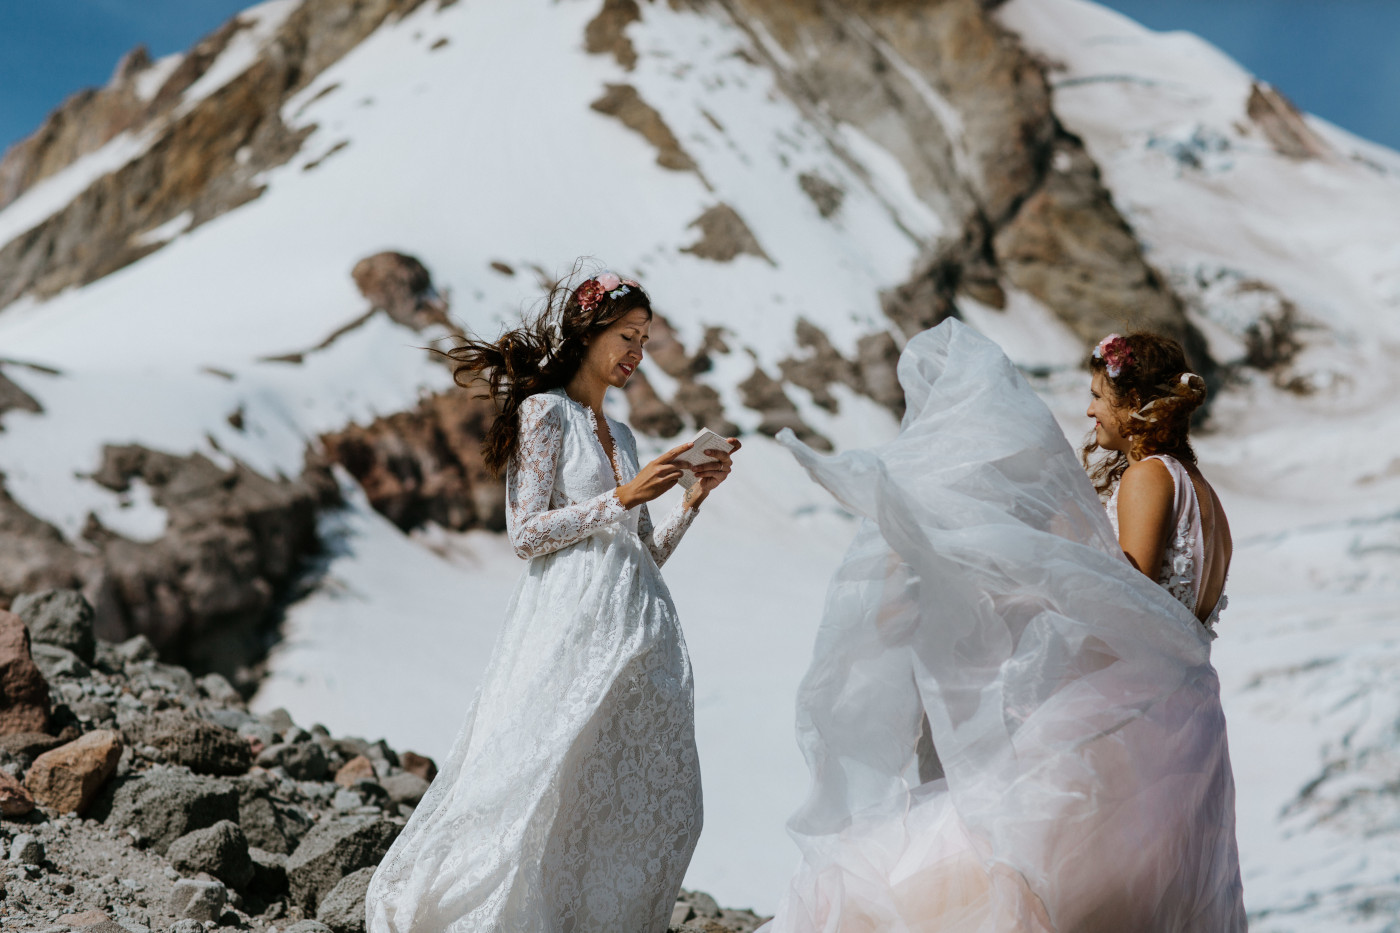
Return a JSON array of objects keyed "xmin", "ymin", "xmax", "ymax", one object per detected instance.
[
  {"xmin": 167, "ymin": 819, "xmax": 255, "ymax": 890},
  {"xmin": 122, "ymin": 708, "xmax": 252, "ymax": 775},
  {"xmin": 286, "ymin": 815, "xmax": 400, "ymax": 910},
  {"xmin": 12, "ymin": 588, "xmax": 97, "ymax": 663},
  {"xmin": 89, "ymin": 766, "xmax": 239, "ymax": 854},
  {"xmin": 24, "ymin": 728, "xmax": 123, "ymax": 814},
  {"xmin": 0, "ymin": 610, "xmax": 49, "ymax": 735}
]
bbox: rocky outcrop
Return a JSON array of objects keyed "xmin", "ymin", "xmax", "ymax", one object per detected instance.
[
  {"xmin": 351, "ymin": 251, "xmax": 452, "ymax": 333},
  {"xmin": 590, "ymin": 83, "xmax": 701, "ymax": 175},
  {"xmin": 682, "ymin": 204, "xmax": 774, "ymax": 265},
  {"xmin": 1247, "ymin": 82, "xmax": 1332, "ymax": 161},
  {"xmin": 319, "ymin": 389, "xmax": 506, "ymax": 534},
  {"xmin": 0, "ymin": 446, "xmax": 337, "ymax": 684},
  {"xmin": 0, "ymin": 0, "xmax": 437, "ymax": 312},
  {"xmin": 708, "ymin": 0, "xmax": 1211, "ymax": 398}
]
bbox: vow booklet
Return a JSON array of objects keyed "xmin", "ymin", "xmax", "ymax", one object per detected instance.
[{"xmin": 675, "ymin": 428, "xmax": 731, "ymax": 490}]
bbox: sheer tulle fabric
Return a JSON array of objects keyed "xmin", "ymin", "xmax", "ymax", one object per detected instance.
[
  {"xmin": 366, "ymin": 390, "xmax": 701, "ymax": 933},
  {"xmin": 765, "ymin": 321, "xmax": 1245, "ymax": 933}
]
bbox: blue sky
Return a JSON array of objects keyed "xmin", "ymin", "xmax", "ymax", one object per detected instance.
[{"xmin": 1, "ymin": 1, "xmax": 1398, "ymax": 156}]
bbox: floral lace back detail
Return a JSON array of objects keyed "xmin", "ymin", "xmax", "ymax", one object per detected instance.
[{"xmin": 1106, "ymin": 454, "xmax": 1224, "ymax": 638}]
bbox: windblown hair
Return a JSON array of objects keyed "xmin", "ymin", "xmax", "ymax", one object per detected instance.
[
  {"xmin": 1083, "ymin": 332, "xmax": 1207, "ymax": 495},
  {"xmin": 444, "ymin": 263, "xmax": 652, "ymax": 476}
]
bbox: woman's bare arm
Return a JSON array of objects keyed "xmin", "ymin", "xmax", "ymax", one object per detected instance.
[{"xmin": 1116, "ymin": 459, "xmax": 1175, "ymax": 578}]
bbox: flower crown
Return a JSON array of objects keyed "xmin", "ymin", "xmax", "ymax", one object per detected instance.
[
  {"xmin": 574, "ymin": 272, "xmax": 640, "ymax": 312},
  {"xmin": 1093, "ymin": 333, "xmax": 1133, "ymax": 379}
]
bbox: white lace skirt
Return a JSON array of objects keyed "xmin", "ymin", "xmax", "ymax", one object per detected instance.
[
  {"xmin": 763, "ymin": 321, "xmax": 1245, "ymax": 933},
  {"xmin": 366, "ymin": 526, "xmax": 701, "ymax": 933}
]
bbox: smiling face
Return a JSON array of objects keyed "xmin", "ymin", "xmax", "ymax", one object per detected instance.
[
  {"xmin": 1087, "ymin": 371, "xmax": 1131, "ymax": 453},
  {"xmin": 580, "ymin": 307, "xmax": 651, "ymax": 389}
]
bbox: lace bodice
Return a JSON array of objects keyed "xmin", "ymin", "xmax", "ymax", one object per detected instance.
[
  {"xmin": 506, "ymin": 389, "xmax": 696, "ymax": 567},
  {"xmin": 1107, "ymin": 454, "xmax": 1226, "ymax": 636}
]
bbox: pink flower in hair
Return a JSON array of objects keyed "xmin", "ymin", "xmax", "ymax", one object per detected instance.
[
  {"xmin": 596, "ymin": 272, "xmax": 622, "ymax": 292},
  {"xmin": 575, "ymin": 279, "xmax": 605, "ymax": 312},
  {"xmin": 1093, "ymin": 333, "xmax": 1133, "ymax": 379}
]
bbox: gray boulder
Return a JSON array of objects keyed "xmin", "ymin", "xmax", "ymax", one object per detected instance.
[
  {"xmin": 380, "ymin": 772, "xmax": 428, "ymax": 808},
  {"xmin": 256, "ymin": 740, "xmax": 328, "ymax": 781},
  {"xmin": 167, "ymin": 819, "xmax": 254, "ymax": 890},
  {"xmin": 287, "ymin": 815, "xmax": 400, "ymax": 910},
  {"xmin": 168, "ymin": 921, "xmax": 205, "ymax": 933},
  {"xmin": 113, "ymin": 634, "xmax": 158, "ymax": 663},
  {"xmin": 316, "ymin": 866, "xmax": 376, "ymax": 933},
  {"xmin": 30, "ymin": 642, "xmax": 89, "ymax": 680},
  {"xmin": 89, "ymin": 767, "xmax": 239, "ymax": 854},
  {"xmin": 8, "ymin": 833, "xmax": 42, "ymax": 864},
  {"xmin": 284, "ymin": 923, "xmax": 334, "ymax": 933},
  {"xmin": 167, "ymin": 878, "xmax": 227, "ymax": 922},
  {"xmin": 237, "ymin": 791, "xmax": 315, "ymax": 854},
  {"xmin": 122, "ymin": 708, "xmax": 252, "ymax": 775},
  {"xmin": 12, "ymin": 589, "xmax": 96, "ymax": 663}
]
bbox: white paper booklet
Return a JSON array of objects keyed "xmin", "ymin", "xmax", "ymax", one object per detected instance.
[{"xmin": 674, "ymin": 427, "xmax": 731, "ymax": 490}]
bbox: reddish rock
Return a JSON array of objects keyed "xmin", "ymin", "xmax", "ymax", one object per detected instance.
[
  {"xmin": 57, "ymin": 909, "xmax": 110, "ymax": 929},
  {"xmin": 25, "ymin": 729, "xmax": 123, "ymax": 814},
  {"xmin": 400, "ymin": 751, "xmax": 438, "ymax": 783},
  {"xmin": 0, "ymin": 609, "xmax": 49, "ymax": 735},
  {"xmin": 0, "ymin": 767, "xmax": 35, "ymax": 816},
  {"xmin": 334, "ymin": 755, "xmax": 375, "ymax": 788},
  {"xmin": 351, "ymin": 252, "xmax": 449, "ymax": 331}
]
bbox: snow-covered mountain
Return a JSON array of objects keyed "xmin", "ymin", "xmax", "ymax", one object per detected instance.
[{"xmin": 0, "ymin": 0, "xmax": 1397, "ymax": 925}]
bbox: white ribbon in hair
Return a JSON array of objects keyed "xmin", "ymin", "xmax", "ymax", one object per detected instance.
[{"xmin": 1130, "ymin": 373, "xmax": 1202, "ymax": 421}]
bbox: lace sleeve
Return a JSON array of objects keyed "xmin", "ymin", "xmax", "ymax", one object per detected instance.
[
  {"xmin": 506, "ymin": 394, "xmax": 627, "ymax": 559},
  {"xmin": 620, "ymin": 422, "xmax": 698, "ymax": 568}
]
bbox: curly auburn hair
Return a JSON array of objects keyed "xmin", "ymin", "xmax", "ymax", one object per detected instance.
[
  {"xmin": 443, "ymin": 262, "xmax": 652, "ymax": 476},
  {"xmin": 1083, "ymin": 332, "xmax": 1207, "ymax": 495}
]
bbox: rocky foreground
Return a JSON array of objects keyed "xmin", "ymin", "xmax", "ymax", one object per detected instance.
[{"xmin": 0, "ymin": 589, "xmax": 765, "ymax": 933}]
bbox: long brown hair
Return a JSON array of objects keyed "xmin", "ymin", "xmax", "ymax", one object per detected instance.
[
  {"xmin": 445, "ymin": 263, "xmax": 652, "ymax": 475},
  {"xmin": 1083, "ymin": 332, "xmax": 1207, "ymax": 495}
]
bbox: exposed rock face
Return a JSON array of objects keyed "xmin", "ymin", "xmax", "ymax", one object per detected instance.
[
  {"xmin": 1247, "ymin": 81, "xmax": 1333, "ymax": 161},
  {"xmin": 0, "ymin": 0, "xmax": 436, "ymax": 312},
  {"xmin": 0, "ymin": 367, "xmax": 42, "ymax": 422},
  {"xmin": 590, "ymin": 83, "xmax": 700, "ymax": 174},
  {"xmin": 351, "ymin": 251, "xmax": 451, "ymax": 332},
  {"xmin": 319, "ymin": 389, "xmax": 506, "ymax": 533},
  {"xmin": 682, "ymin": 204, "xmax": 773, "ymax": 265},
  {"xmin": 585, "ymin": 0, "xmax": 642, "ymax": 70},
  {"xmin": 84, "ymin": 445, "xmax": 337, "ymax": 679},
  {"xmin": 711, "ymin": 0, "xmax": 1210, "ymax": 393}
]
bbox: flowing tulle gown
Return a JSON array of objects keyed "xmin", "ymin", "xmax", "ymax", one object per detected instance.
[
  {"xmin": 765, "ymin": 321, "xmax": 1246, "ymax": 933},
  {"xmin": 366, "ymin": 388, "xmax": 702, "ymax": 933}
]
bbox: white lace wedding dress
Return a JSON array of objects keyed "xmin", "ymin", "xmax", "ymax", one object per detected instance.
[
  {"xmin": 764, "ymin": 321, "xmax": 1246, "ymax": 932},
  {"xmin": 365, "ymin": 388, "xmax": 702, "ymax": 933}
]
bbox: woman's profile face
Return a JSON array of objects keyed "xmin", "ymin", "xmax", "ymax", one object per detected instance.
[
  {"xmin": 1087, "ymin": 371, "xmax": 1130, "ymax": 452},
  {"xmin": 583, "ymin": 307, "xmax": 651, "ymax": 390}
]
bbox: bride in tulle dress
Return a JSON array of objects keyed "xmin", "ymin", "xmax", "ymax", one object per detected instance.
[
  {"xmin": 365, "ymin": 269, "xmax": 738, "ymax": 933},
  {"xmin": 766, "ymin": 321, "xmax": 1246, "ymax": 932}
]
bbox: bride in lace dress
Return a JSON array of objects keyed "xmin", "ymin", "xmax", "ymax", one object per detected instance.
[
  {"xmin": 366, "ymin": 270, "xmax": 738, "ymax": 933},
  {"xmin": 765, "ymin": 321, "xmax": 1245, "ymax": 932}
]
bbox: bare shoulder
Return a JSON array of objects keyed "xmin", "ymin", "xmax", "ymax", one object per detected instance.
[
  {"xmin": 1119, "ymin": 458, "xmax": 1175, "ymax": 497},
  {"xmin": 1116, "ymin": 458, "xmax": 1175, "ymax": 521}
]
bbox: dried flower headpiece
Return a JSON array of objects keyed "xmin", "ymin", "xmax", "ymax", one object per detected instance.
[
  {"xmin": 1093, "ymin": 333, "xmax": 1134, "ymax": 379},
  {"xmin": 574, "ymin": 271, "xmax": 640, "ymax": 312}
]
